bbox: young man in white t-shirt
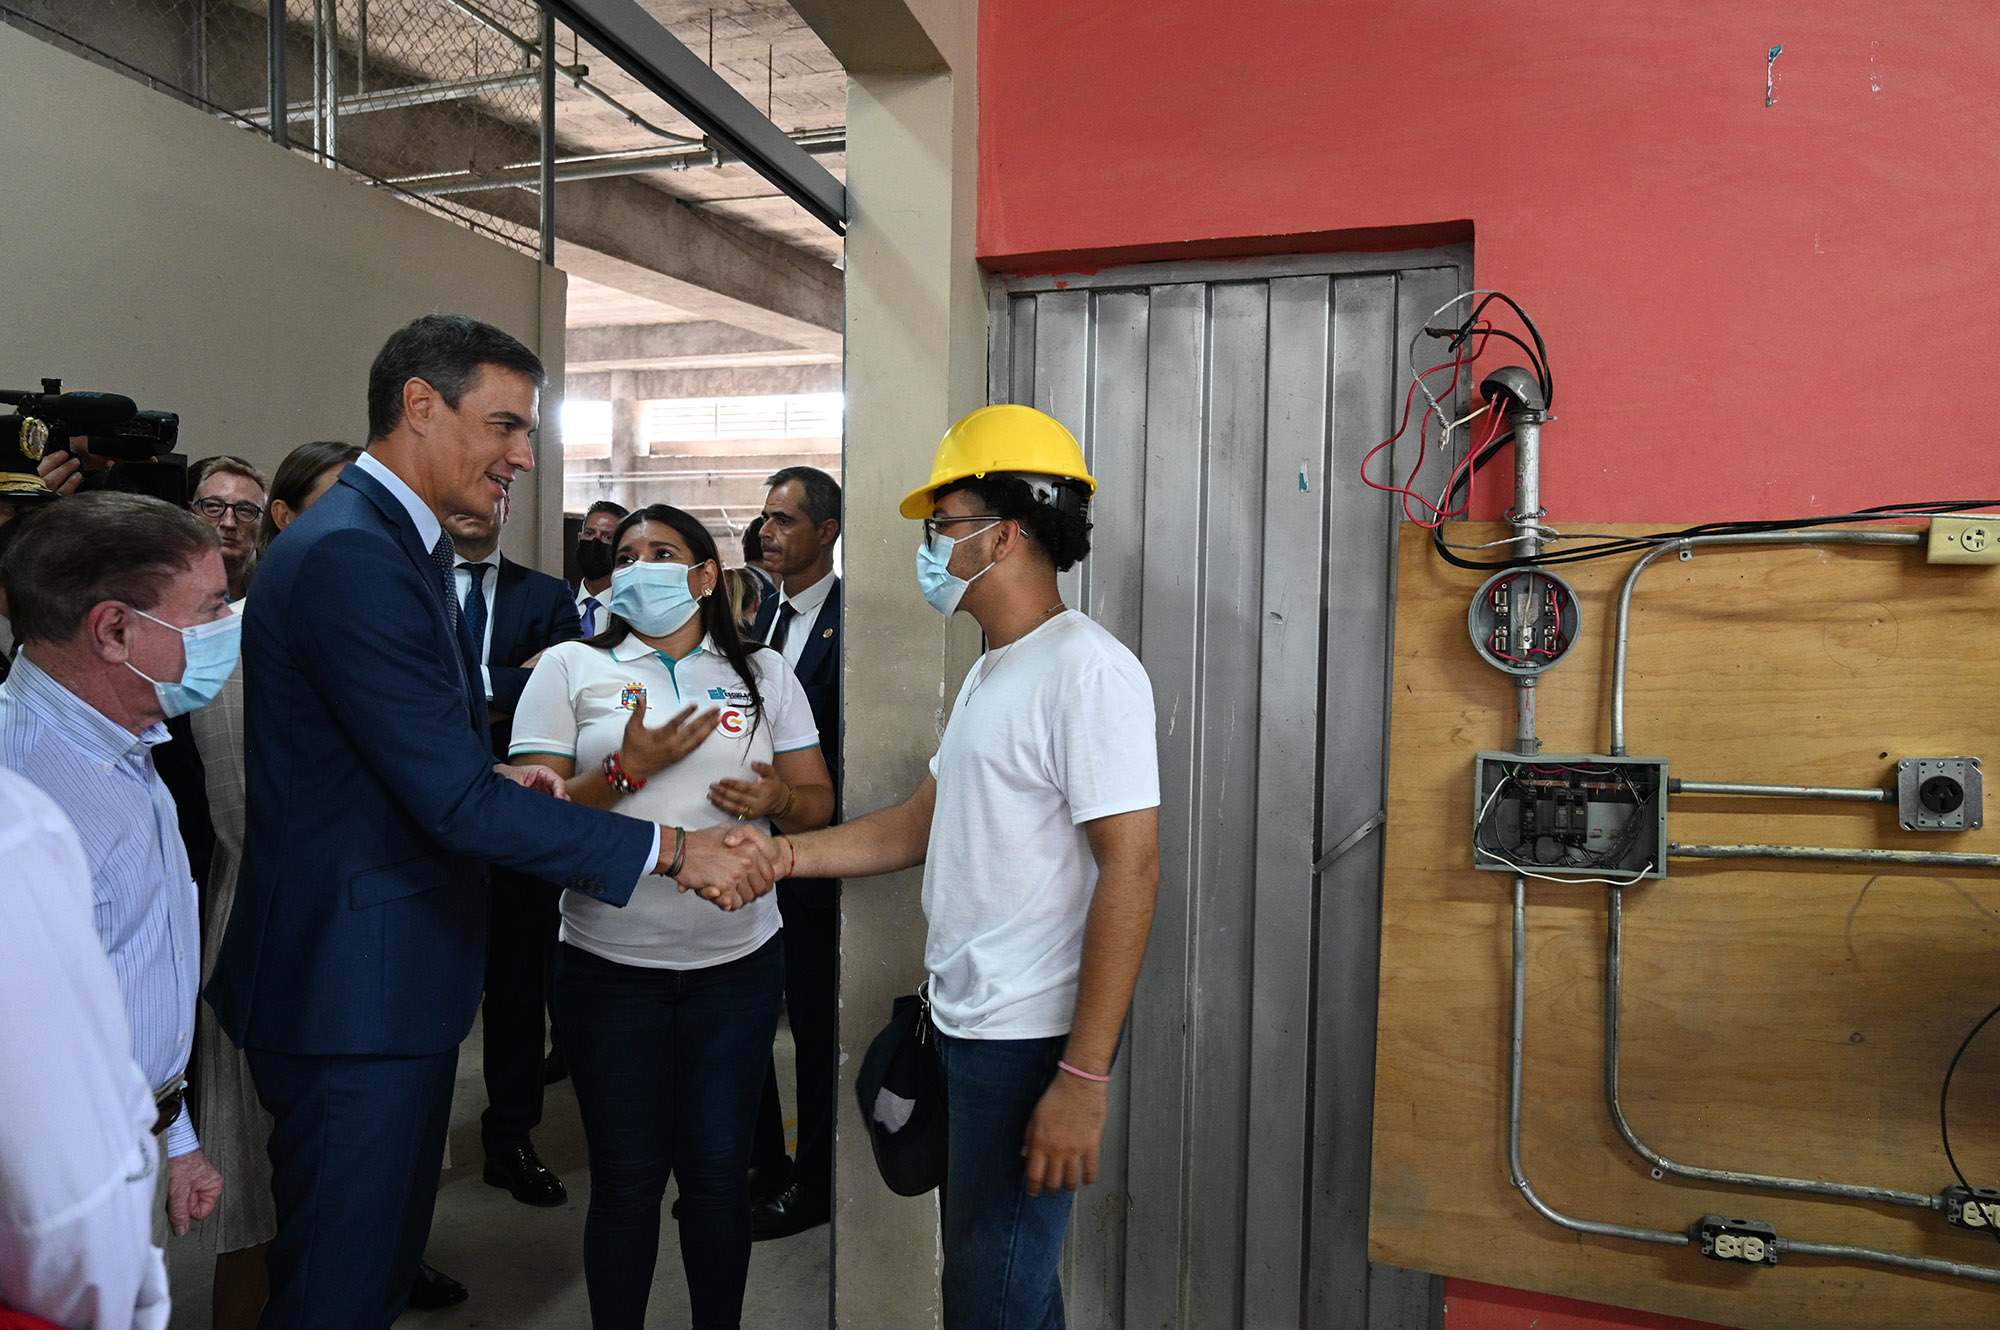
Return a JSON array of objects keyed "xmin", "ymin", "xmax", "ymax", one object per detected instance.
[{"xmin": 728, "ymin": 405, "xmax": 1162, "ymax": 1330}]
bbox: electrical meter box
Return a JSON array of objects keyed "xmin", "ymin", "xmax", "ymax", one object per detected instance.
[{"xmin": 1473, "ymin": 753, "xmax": 1668, "ymax": 880}]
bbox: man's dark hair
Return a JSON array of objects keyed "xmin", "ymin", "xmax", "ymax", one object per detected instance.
[
  {"xmin": 585, "ymin": 499, "xmax": 629, "ymax": 523},
  {"xmin": 933, "ymin": 475, "xmax": 1092, "ymax": 572},
  {"xmin": 741, "ymin": 515, "xmax": 765, "ymax": 564},
  {"xmin": 765, "ymin": 465, "xmax": 842, "ymax": 530},
  {"xmin": 367, "ymin": 314, "xmax": 547, "ymax": 441},
  {"xmin": 189, "ymin": 455, "xmax": 269, "ymax": 497},
  {"xmin": 1, "ymin": 492, "xmax": 219, "ymax": 645}
]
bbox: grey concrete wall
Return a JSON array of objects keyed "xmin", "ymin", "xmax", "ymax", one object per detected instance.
[
  {"xmin": 0, "ymin": 20, "xmax": 563, "ymax": 567},
  {"xmin": 802, "ymin": 0, "xmax": 986, "ymax": 1324}
]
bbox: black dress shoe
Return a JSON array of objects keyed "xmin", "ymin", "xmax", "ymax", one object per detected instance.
[
  {"xmin": 483, "ymin": 1141, "xmax": 568, "ymax": 1207},
  {"xmin": 542, "ymin": 1050, "xmax": 569, "ymax": 1086},
  {"xmin": 751, "ymin": 1181, "xmax": 830, "ymax": 1242},
  {"xmin": 407, "ymin": 1261, "xmax": 469, "ymax": 1310}
]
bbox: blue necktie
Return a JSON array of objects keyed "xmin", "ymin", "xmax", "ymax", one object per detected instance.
[
  {"xmin": 461, "ymin": 562, "xmax": 490, "ymax": 663},
  {"xmin": 429, "ymin": 534, "xmax": 461, "ymax": 632},
  {"xmin": 581, "ymin": 595, "xmax": 600, "ymax": 638}
]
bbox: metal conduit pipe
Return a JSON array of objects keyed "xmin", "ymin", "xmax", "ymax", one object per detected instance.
[
  {"xmin": 1671, "ymin": 779, "xmax": 1894, "ymax": 803},
  {"xmin": 1609, "ymin": 530, "xmax": 1925, "ymax": 757},
  {"xmin": 1513, "ymin": 878, "xmax": 2000, "ymax": 1283},
  {"xmin": 394, "ymin": 133, "xmax": 847, "ymax": 196},
  {"xmin": 1509, "ymin": 878, "xmax": 1692, "ymax": 1247},
  {"xmin": 1509, "ymin": 408, "xmax": 1545, "ymax": 757},
  {"xmin": 233, "ymin": 68, "xmax": 571, "ymax": 125},
  {"xmin": 1668, "ymin": 842, "xmax": 2000, "ymax": 870},
  {"xmin": 1603, "ymin": 888, "xmax": 1942, "ymax": 1210},
  {"xmin": 439, "ymin": 0, "xmax": 703, "ymax": 146}
]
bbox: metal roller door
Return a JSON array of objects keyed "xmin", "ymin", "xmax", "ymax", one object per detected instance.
[{"xmin": 987, "ymin": 249, "xmax": 1471, "ymax": 1330}]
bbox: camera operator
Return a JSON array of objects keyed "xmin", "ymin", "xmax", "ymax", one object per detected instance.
[{"xmin": 0, "ymin": 492, "xmax": 235, "ymax": 1247}]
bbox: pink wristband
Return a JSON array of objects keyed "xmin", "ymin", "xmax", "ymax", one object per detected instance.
[{"xmin": 1057, "ymin": 1060, "xmax": 1110, "ymax": 1084}]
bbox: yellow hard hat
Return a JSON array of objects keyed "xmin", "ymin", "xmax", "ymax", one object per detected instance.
[{"xmin": 899, "ymin": 404, "xmax": 1096, "ymax": 519}]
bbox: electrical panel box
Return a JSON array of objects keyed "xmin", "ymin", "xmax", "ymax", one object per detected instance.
[
  {"xmin": 1468, "ymin": 569, "xmax": 1580, "ymax": 676},
  {"xmin": 1896, "ymin": 757, "xmax": 1983, "ymax": 832},
  {"xmin": 1473, "ymin": 753, "xmax": 1668, "ymax": 880}
]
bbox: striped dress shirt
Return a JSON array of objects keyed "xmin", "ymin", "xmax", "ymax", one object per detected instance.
[{"xmin": 0, "ymin": 652, "xmax": 200, "ymax": 1157}]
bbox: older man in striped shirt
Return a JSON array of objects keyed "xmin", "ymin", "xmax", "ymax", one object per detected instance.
[{"xmin": 0, "ymin": 492, "xmax": 235, "ymax": 1244}]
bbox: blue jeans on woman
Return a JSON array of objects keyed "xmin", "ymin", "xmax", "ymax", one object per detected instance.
[
  {"xmin": 555, "ymin": 935, "xmax": 785, "ymax": 1330},
  {"xmin": 936, "ymin": 1032, "xmax": 1076, "ymax": 1330}
]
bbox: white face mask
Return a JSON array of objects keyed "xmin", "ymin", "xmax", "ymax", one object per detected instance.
[
  {"xmin": 915, "ymin": 521, "xmax": 1000, "ymax": 617},
  {"xmin": 609, "ymin": 559, "xmax": 704, "ymax": 636}
]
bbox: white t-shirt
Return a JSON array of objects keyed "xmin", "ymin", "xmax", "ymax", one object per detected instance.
[
  {"xmin": 511, "ymin": 634, "xmax": 819, "ymax": 969},
  {"xmin": 923, "ymin": 610, "xmax": 1160, "ymax": 1039}
]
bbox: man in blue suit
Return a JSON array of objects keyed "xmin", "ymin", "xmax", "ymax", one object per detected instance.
[
  {"xmin": 745, "ymin": 465, "xmax": 842, "ymax": 1240},
  {"xmin": 209, "ymin": 314, "xmax": 770, "ymax": 1330},
  {"xmin": 441, "ymin": 494, "xmax": 584, "ymax": 1207}
]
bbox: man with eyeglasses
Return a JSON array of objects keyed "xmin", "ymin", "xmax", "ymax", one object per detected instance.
[
  {"xmin": 726, "ymin": 405, "xmax": 1162, "ymax": 1330},
  {"xmin": 187, "ymin": 456, "xmax": 268, "ymax": 602}
]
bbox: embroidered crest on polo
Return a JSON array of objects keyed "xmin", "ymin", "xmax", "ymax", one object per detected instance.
[{"xmin": 619, "ymin": 683, "xmax": 646, "ymax": 710}]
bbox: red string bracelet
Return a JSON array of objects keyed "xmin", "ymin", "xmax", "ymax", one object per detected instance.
[{"xmin": 777, "ymin": 832, "xmax": 797, "ymax": 879}]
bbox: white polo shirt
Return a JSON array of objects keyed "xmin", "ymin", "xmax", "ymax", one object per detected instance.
[{"xmin": 511, "ymin": 634, "xmax": 818, "ymax": 969}]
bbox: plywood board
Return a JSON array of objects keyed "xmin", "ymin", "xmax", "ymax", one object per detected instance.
[{"xmin": 1371, "ymin": 524, "xmax": 2000, "ymax": 1329}]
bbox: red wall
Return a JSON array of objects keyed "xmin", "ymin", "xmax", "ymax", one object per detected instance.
[{"xmin": 977, "ymin": 1, "xmax": 2000, "ymax": 524}]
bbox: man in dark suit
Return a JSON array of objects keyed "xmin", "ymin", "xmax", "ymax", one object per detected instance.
[
  {"xmin": 442, "ymin": 493, "xmax": 582, "ymax": 1207},
  {"xmin": 747, "ymin": 465, "xmax": 842, "ymax": 1240},
  {"xmin": 208, "ymin": 314, "xmax": 770, "ymax": 1330}
]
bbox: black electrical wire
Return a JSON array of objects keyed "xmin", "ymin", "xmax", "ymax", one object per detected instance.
[
  {"xmin": 1423, "ymin": 289, "xmax": 1553, "ymax": 407},
  {"xmin": 1941, "ymin": 997, "xmax": 2000, "ymax": 1248}
]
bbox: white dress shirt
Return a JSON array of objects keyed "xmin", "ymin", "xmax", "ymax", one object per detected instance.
[
  {"xmin": 0, "ymin": 769, "xmax": 170, "ymax": 1330},
  {"xmin": 575, "ymin": 580, "xmax": 612, "ymax": 639},
  {"xmin": 354, "ymin": 450, "xmax": 659, "ymax": 879},
  {"xmin": 766, "ymin": 571, "xmax": 835, "ymax": 671},
  {"xmin": 454, "ymin": 548, "xmax": 501, "ymax": 699}
]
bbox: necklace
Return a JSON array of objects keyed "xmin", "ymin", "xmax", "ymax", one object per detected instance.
[{"xmin": 958, "ymin": 603, "xmax": 1066, "ymax": 707}]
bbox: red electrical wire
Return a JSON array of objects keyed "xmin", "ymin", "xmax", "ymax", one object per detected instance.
[{"xmin": 1359, "ymin": 326, "xmax": 1494, "ymax": 527}]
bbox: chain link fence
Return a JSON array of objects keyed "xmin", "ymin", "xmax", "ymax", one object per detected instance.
[{"xmin": 0, "ymin": 0, "xmax": 566, "ymax": 255}]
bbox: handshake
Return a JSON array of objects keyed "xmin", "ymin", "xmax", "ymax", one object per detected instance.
[{"xmin": 667, "ymin": 822, "xmax": 793, "ymax": 911}]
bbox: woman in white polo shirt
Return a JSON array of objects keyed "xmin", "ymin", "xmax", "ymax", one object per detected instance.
[{"xmin": 510, "ymin": 503, "xmax": 831, "ymax": 1330}]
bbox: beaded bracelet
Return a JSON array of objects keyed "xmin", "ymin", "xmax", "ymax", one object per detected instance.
[
  {"xmin": 1057, "ymin": 1060, "xmax": 1111, "ymax": 1084},
  {"xmin": 602, "ymin": 751, "xmax": 647, "ymax": 795}
]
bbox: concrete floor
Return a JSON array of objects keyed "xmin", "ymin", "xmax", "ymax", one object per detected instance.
[{"xmin": 165, "ymin": 1016, "xmax": 832, "ymax": 1328}]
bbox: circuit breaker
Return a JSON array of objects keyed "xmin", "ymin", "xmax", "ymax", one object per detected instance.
[{"xmin": 1473, "ymin": 753, "xmax": 1668, "ymax": 880}]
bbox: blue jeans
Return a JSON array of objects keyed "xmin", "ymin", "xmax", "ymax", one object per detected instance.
[
  {"xmin": 555, "ymin": 936, "xmax": 784, "ymax": 1330},
  {"xmin": 937, "ymin": 1033, "xmax": 1075, "ymax": 1330}
]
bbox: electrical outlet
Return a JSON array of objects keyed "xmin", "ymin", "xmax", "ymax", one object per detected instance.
[
  {"xmin": 1927, "ymin": 517, "xmax": 2000, "ymax": 564},
  {"xmin": 1695, "ymin": 1215, "xmax": 1778, "ymax": 1266},
  {"xmin": 1944, "ymin": 1185, "xmax": 2000, "ymax": 1232}
]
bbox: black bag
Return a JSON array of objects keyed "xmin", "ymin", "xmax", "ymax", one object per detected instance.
[{"xmin": 853, "ymin": 987, "xmax": 949, "ymax": 1196}]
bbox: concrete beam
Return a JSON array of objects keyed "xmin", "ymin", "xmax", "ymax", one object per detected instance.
[
  {"xmin": 566, "ymin": 320, "xmax": 839, "ymax": 373},
  {"xmin": 166, "ymin": 0, "xmax": 844, "ymax": 352},
  {"xmin": 567, "ymin": 363, "xmax": 840, "ymax": 400}
]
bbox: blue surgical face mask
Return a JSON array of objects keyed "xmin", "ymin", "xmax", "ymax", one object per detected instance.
[
  {"xmin": 610, "ymin": 559, "xmax": 704, "ymax": 637},
  {"xmin": 126, "ymin": 608, "xmax": 242, "ymax": 717},
  {"xmin": 915, "ymin": 521, "xmax": 1000, "ymax": 617}
]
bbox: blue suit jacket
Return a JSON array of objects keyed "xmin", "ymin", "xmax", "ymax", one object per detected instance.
[
  {"xmin": 208, "ymin": 467, "xmax": 654, "ymax": 1056},
  {"xmin": 751, "ymin": 576, "xmax": 840, "ymax": 789},
  {"xmin": 484, "ymin": 555, "xmax": 583, "ymax": 761},
  {"xmin": 752, "ymin": 577, "xmax": 840, "ymax": 908}
]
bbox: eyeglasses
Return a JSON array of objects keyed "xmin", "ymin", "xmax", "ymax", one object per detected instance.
[
  {"xmin": 921, "ymin": 514, "xmax": 1004, "ymax": 548},
  {"xmin": 193, "ymin": 497, "xmax": 264, "ymax": 524}
]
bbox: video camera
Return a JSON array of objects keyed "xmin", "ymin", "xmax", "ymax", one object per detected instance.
[{"xmin": 2, "ymin": 378, "xmax": 180, "ymax": 463}]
